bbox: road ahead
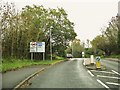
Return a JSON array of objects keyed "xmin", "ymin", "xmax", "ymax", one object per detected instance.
[{"xmin": 27, "ymin": 59, "xmax": 104, "ymax": 88}]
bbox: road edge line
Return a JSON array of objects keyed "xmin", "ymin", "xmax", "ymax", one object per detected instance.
[
  {"xmin": 13, "ymin": 68, "xmax": 45, "ymax": 89},
  {"xmin": 97, "ymin": 79, "xmax": 110, "ymax": 89},
  {"xmin": 87, "ymin": 70, "xmax": 94, "ymax": 77}
]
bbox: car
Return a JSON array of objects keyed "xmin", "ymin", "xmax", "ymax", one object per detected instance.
[{"xmin": 66, "ymin": 54, "xmax": 73, "ymax": 58}]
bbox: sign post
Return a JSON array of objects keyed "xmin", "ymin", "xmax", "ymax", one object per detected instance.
[
  {"xmin": 36, "ymin": 42, "xmax": 45, "ymax": 61},
  {"xmin": 43, "ymin": 53, "xmax": 45, "ymax": 61},
  {"xmin": 96, "ymin": 56, "xmax": 101, "ymax": 69},
  {"xmin": 30, "ymin": 42, "xmax": 45, "ymax": 61},
  {"xmin": 30, "ymin": 42, "xmax": 37, "ymax": 60}
]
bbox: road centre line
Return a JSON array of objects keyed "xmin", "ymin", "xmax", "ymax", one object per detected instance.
[
  {"xmin": 112, "ymin": 70, "xmax": 120, "ymax": 76},
  {"xmin": 87, "ymin": 70, "xmax": 94, "ymax": 77},
  {"xmin": 106, "ymin": 82, "xmax": 120, "ymax": 86},
  {"xmin": 97, "ymin": 79, "xmax": 110, "ymax": 89},
  {"xmin": 90, "ymin": 70, "xmax": 115, "ymax": 74},
  {"xmin": 97, "ymin": 75, "xmax": 120, "ymax": 79}
]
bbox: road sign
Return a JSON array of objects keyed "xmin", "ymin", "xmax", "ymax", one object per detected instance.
[
  {"xmin": 37, "ymin": 42, "xmax": 45, "ymax": 52},
  {"xmin": 96, "ymin": 56, "xmax": 101, "ymax": 69},
  {"xmin": 30, "ymin": 42, "xmax": 45, "ymax": 52},
  {"xmin": 30, "ymin": 42, "xmax": 37, "ymax": 52}
]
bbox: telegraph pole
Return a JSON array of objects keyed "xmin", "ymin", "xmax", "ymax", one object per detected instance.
[{"xmin": 50, "ymin": 28, "xmax": 52, "ymax": 61}]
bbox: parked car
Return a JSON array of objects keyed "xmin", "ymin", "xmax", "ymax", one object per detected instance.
[{"xmin": 66, "ymin": 54, "xmax": 73, "ymax": 58}]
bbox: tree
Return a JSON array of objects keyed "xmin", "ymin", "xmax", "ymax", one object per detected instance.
[
  {"xmin": 91, "ymin": 35, "xmax": 109, "ymax": 56},
  {"xmin": 66, "ymin": 39, "xmax": 84, "ymax": 58},
  {"xmin": 116, "ymin": 16, "xmax": 120, "ymax": 53},
  {"xmin": 91, "ymin": 16, "xmax": 119, "ymax": 56},
  {"xmin": 1, "ymin": 3, "xmax": 77, "ymax": 59}
]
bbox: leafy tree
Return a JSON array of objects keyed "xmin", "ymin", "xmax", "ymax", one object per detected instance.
[
  {"xmin": 1, "ymin": 3, "xmax": 77, "ymax": 59},
  {"xmin": 66, "ymin": 39, "xmax": 84, "ymax": 58},
  {"xmin": 91, "ymin": 16, "xmax": 119, "ymax": 56}
]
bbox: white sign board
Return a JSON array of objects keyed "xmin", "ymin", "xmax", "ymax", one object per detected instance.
[
  {"xmin": 36, "ymin": 42, "xmax": 45, "ymax": 52},
  {"xmin": 30, "ymin": 42, "xmax": 37, "ymax": 52},
  {"xmin": 30, "ymin": 42, "xmax": 45, "ymax": 52}
]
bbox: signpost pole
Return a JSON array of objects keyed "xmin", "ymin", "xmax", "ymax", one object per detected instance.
[
  {"xmin": 43, "ymin": 52, "xmax": 45, "ymax": 61},
  {"xmin": 31, "ymin": 52, "xmax": 33, "ymax": 61}
]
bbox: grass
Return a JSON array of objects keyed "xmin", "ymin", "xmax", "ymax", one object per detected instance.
[{"xmin": 2, "ymin": 59, "xmax": 64, "ymax": 72}]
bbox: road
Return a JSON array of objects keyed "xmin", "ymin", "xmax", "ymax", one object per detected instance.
[
  {"xmin": 101, "ymin": 59, "xmax": 119, "ymax": 72},
  {"xmin": 27, "ymin": 59, "xmax": 104, "ymax": 88}
]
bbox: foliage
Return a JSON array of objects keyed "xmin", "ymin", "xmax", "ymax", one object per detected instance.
[
  {"xmin": 91, "ymin": 16, "xmax": 119, "ymax": 56},
  {"xmin": 1, "ymin": 3, "xmax": 76, "ymax": 60},
  {"xmin": 66, "ymin": 39, "xmax": 84, "ymax": 58}
]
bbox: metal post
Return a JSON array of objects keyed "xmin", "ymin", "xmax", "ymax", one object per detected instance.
[
  {"xmin": 43, "ymin": 52, "xmax": 45, "ymax": 61},
  {"xmin": 31, "ymin": 52, "xmax": 33, "ymax": 61},
  {"xmin": 50, "ymin": 28, "xmax": 52, "ymax": 61}
]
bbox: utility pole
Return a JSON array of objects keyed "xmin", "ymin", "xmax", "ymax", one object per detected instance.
[
  {"xmin": 72, "ymin": 40, "xmax": 73, "ymax": 57},
  {"xmin": 50, "ymin": 28, "xmax": 52, "ymax": 61}
]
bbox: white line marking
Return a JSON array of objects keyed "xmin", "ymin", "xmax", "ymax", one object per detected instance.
[
  {"xmin": 97, "ymin": 79, "xmax": 110, "ymax": 89},
  {"xmin": 112, "ymin": 70, "xmax": 120, "ymax": 76},
  {"xmin": 106, "ymin": 82, "xmax": 120, "ymax": 86},
  {"xmin": 97, "ymin": 75, "xmax": 120, "ymax": 79},
  {"xmin": 90, "ymin": 70, "xmax": 115, "ymax": 74},
  {"xmin": 87, "ymin": 70, "xmax": 94, "ymax": 77}
]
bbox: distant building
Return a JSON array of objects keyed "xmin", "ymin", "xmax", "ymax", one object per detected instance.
[{"xmin": 118, "ymin": 1, "xmax": 120, "ymax": 16}]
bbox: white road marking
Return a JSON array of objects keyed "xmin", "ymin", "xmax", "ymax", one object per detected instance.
[
  {"xmin": 112, "ymin": 70, "xmax": 120, "ymax": 76},
  {"xmin": 97, "ymin": 79, "xmax": 110, "ymax": 89},
  {"xmin": 97, "ymin": 75, "xmax": 120, "ymax": 79},
  {"xmin": 106, "ymin": 82, "xmax": 120, "ymax": 86},
  {"xmin": 87, "ymin": 70, "xmax": 94, "ymax": 77},
  {"xmin": 90, "ymin": 70, "xmax": 115, "ymax": 74}
]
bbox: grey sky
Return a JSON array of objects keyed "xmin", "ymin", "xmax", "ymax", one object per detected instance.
[{"xmin": 3, "ymin": 0, "xmax": 119, "ymax": 42}]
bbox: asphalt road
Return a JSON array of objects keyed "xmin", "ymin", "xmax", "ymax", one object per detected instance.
[
  {"xmin": 27, "ymin": 59, "xmax": 105, "ymax": 88},
  {"xmin": 101, "ymin": 59, "xmax": 119, "ymax": 72}
]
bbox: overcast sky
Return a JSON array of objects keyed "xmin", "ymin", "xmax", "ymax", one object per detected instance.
[{"xmin": 2, "ymin": 0, "xmax": 119, "ymax": 42}]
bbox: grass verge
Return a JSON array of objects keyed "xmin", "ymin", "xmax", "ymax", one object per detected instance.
[{"xmin": 2, "ymin": 59, "xmax": 64, "ymax": 73}]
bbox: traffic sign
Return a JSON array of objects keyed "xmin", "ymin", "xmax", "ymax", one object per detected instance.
[
  {"xmin": 30, "ymin": 42, "xmax": 37, "ymax": 52},
  {"xmin": 36, "ymin": 42, "xmax": 45, "ymax": 52},
  {"xmin": 30, "ymin": 42, "xmax": 45, "ymax": 52}
]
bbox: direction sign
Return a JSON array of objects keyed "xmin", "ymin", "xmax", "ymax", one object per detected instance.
[{"xmin": 37, "ymin": 42, "xmax": 45, "ymax": 52}]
